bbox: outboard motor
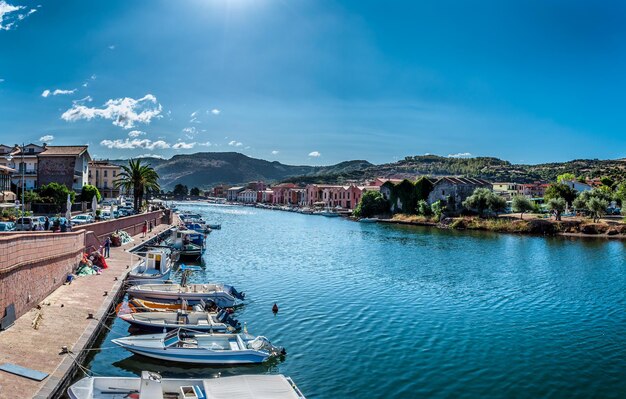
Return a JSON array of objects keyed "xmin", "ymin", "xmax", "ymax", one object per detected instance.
[{"xmin": 229, "ymin": 286, "xmax": 245, "ymax": 300}]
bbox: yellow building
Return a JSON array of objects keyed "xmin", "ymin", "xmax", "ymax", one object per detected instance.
[{"xmin": 88, "ymin": 161, "xmax": 122, "ymax": 199}]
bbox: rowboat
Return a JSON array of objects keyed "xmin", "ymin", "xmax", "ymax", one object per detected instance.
[
  {"xmin": 359, "ymin": 218, "xmax": 379, "ymax": 223},
  {"xmin": 127, "ymin": 247, "xmax": 174, "ymax": 285},
  {"xmin": 68, "ymin": 371, "xmax": 306, "ymax": 399},
  {"xmin": 127, "ymin": 283, "xmax": 244, "ymax": 308},
  {"xmin": 112, "ymin": 329, "xmax": 284, "ymax": 364},
  {"xmin": 118, "ymin": 309, "xmax": 241, "ymax": 333},
  {"xmin": 128, "ymin": 298, "xmax": 196, "ymax": 312}
]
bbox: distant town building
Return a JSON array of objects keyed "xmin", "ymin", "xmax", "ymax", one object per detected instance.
[
  {"xmin": 210, "ymin": 184, "xmax": 229, "ymax": 198},
  {"xmin": 227, "ymin": 186, "xmax": 245, "ymax": 201},
  {"xmin": 0, "ymin": 143, "xmax": 91, "ymax": 191},
  {"xmin": 259, "ymin": 189, "xmax": 274, "ymax": 203},
  {"xmin": 237, "ymin": 189, "xmax": 257, "ymax": 203},
  {"xmin": 37, "ymin": 145, "xmax": 91, "ymax": 191},
  {"xmin": 0, "ymin": 164, "xmax": 16, "ymax": 203},
  {"xmin": 428, "ymin": 177, "xmax": 492, "ymax": 212},
  {"xmin": 519, "ymin": 182, "xmax": 549, "ymax": 198},
  {"xmin": 271, "ymin": 183, "xmax": 298, "ymax": 205},
  {"xmin": 563, "ymin": 180, "xmax": 592, "ymax": 193},
  {"xmin": 492, "ymin": 182, "xmax": 522, "ymax": 199},
  {"xmin": 88, "ymin": 161, "xmax": 122, "ymax": 198},
  {"xmin": 247, "ymin": 181, "xmax": 266, "ymax": 191}
]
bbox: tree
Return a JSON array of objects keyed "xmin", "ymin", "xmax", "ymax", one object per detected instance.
[
  {"xmin": 600, "ymin": 176, "xmax": 615, "ymax": 189},
  {"xmin": 190, "ymin": 187, "xmax": 201, "ymax": 196},
  {"xmin": 39, "ymin": 183, "xmax": 75, "ymax": 212},
  {"xmin": 544, "ymin": 183, "xmax": 577, "ymax": 205},
  {"xmin": 431, "ymin": 200, "xmax": 445, "ymax": 220},
  {"xmin": 487, "ymin": 195, "xmax": 507, "ymax": 215},
  {"xmin": 416, "ymin": 200, "xmax": 432, "ymax": 216},
  {"xmin": 23, "ymin": 190, "xmax": 41, "ymax": 204},
  {"xmin": 173, "ymin": 184, "xmax": 189, "ymax": 197},
  {"xmin": 462, "ymin": 188, "xmax": 503, "ymax": 216},
  {"xmin": 81, "ymin": 184, "xmax": 101, "ymax": 203},
  {"xmin": 353, "ymin": 191, "xmax": 389, "ymax": 218},
  {"xmin": 556, "ymin": 173, "xmax": 576, "ymax": 183},
  {"xmin": 614, "ymin": 182, "xmax": 626, "ymax": 206},
  {"xmin": 511, "ymin": 195, "xmax": 534, "ymax": 219},
  {"xmin": 547, "ymin": 197, "xmax": 566, "ymax": 221},
  {"xmin": 115, "ymin": 159, "xmax": 160, "ymax": 212},
  {"xmin": 587, "ymin": 197, "xmax": 609, "ymax": 222}
]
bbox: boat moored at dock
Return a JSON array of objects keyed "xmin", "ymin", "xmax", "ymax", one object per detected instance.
[
  {"xmin": 68, "ymin": 371, "xmax": 306, "ymax": 399},
  {"xmin": 118, "ymin": 308, "xmax": 241, "ymax": 333},
  {"xmin": 112, "ymin": 329, "xmax": 284, "ymax": 364},
  {"xmin": 127, "ymin": 247, "xmax": 175, "ymax": 285},
  {"xmin": 127, "ymin": 283, "xmax": 244, "ymax": 308}
]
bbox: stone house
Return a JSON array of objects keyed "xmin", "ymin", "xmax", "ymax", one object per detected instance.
[
  {"xmin": 37, "ymin": 145, "xmax": 91, "ymax": 191},
  {"xmin": 427, "ymin": 177, "xmax": 492, "ymax": 212}
]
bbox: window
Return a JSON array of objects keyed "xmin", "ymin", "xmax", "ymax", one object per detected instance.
[
  {"xmin": 442, "ymin": 190, "xmax": 445, "ymax": 195},
  {"xmin": 113, "ymin": 171, "xmax": 116, "ymax": 177},
  {"xmin": 104, "ymin": 170, "xmax": 108, "ymax": 177}
]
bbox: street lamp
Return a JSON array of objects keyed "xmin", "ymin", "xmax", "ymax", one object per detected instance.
[{"xmin": 5, "ymin": 143, "xmax": 24, "ymax": 217}]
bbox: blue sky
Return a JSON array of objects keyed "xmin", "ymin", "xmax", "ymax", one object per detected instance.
[{"xmin": 1, "ymin": 0, "xmax": 625, "ymax": 165}]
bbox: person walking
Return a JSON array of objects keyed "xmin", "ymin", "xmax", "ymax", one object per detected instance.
[
  {"xmin": 44, "ymin": 216, "xmax": 50, "ymax": 231},
  {"xmin": 103, "ymin": 236, "xmax": 111, "ymax": 258},
  {"xmin": 142, "ymin": 220, "xmax": 148, "ymax": 238},
  {"xmin": 149, "ymin": 220, "xmax": 153, "ymax": 232}
]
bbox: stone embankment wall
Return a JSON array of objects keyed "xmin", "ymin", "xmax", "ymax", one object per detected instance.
[
  {"xmin": 0, "ymin": 231, "xmax": 85, "ymax": 319},
  {"xmin": 79, "ymin": 209, "xmax": 172, "ymax": 251}
]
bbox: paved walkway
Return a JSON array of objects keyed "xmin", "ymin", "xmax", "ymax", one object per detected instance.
[{"xmin": 0, "ymin": 224, "xmax": 172, "ymax": 399}]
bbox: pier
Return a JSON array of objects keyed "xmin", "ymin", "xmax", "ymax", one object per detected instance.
[{"xmin": 0, "ymin": 221, "xmax": 174, "ymax": 399}]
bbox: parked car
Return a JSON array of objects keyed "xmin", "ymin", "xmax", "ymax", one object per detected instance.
[
  {"xmin": 15, "ymin": 217, "xmax": 40, "ymax": 231},
  {"xmin": 0, "ymin": 221, "xmax": 16, "ymax": 231},
  {"xmin": 70, "ymin": 214, "xmax": 94, "ymax": 225},
  {"xmin": 99, "ymin": 210, "xmax": 113, "ymax": 220},
  {"xmin": 49, "ymin": 217, "xmax": 69, "ymax": 230}
]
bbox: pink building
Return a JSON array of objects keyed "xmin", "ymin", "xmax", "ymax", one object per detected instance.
[
  {"xmin": 271, "ymin": 183, "xmax": 298, "ymax": 205},
  {"xmin": 305, "ymin": 184, "xmax": 379, "ymax": 210}
]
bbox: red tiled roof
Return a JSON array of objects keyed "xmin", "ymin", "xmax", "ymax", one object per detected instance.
[{"xmin": 39, "ymin": 145, "xmax": 89, "ymax": 156}]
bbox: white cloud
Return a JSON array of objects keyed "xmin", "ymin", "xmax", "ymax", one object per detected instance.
[
  {"xmin": 447, "ymin": 152, "xmax": 472, "ymax": 158},
  {"xmin": 199, "ymin": 141, "xmax": 212, "ymax": 147},
  {"xmin": 271, "ymin": 150, "xmax": 279, "ymax": 155},
  {"xmin": 128, "ymin": 130, "xmax": 146, "ymax": 138},
  {"xmin": 210, "ymin": 109, "xmax": 220, "ymax": 115},
  {"xmin": 0, "ymin": 1, "xmax": 36, "ymax": 31},
  {"xmin": 108, "ymin": 45, "xmax": 115, "ymax": 50},
  {"xmin": 62, "ymin": 94, "xmax": 163, "ymax": 129},
  {"xmin": 308, "ymin": 151, "xmax": 321, "ymax": 157},
  {"xmin": 73, "ymin": 95, "xmax": 92, "ymax": 105},
  {"xmin": 136, "ymin": 153, "xmax": 165, "ymax": 159},
  {"xmin": 182, "ymin": 126, "xmax": 197, "ymax": 139},
  {"xmin": 0, "ymin": 78, "xmax": 4, "ymax": 83},
  {"xmin": 190, "ymin": 111, "xmax": 198, "ymax": 118},
  {"xmin": 228, "ymin": 140, "xmax": 243, "ymax": 147},
  {"xmin": 42, "ymin": 88, "xmax": 77, "ymax": 97},
  {"xmin": 100, "ymin": 138, "xmax": 170, "ymax": 150},
  {"xmin": 39, "ymin": 134, "xmax": 54, "ymax": 142},
  {"xmin": 90, "ymin": 74, "xmax": 96, "ymax": 80},
  {"xmin": 172, "ymin": 141, "xmax": 196, "ymax": 149}
]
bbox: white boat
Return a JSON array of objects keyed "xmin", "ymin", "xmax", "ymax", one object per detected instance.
[
  {"xmin": 359, "ymin": 218, "xmax": 379, "ymax": 223},
  {"xmin": 206, "ymin": 223, "xmax": 221, "ymax": 230},
  {"xmin": 128, "ymin": 247, "xmax": 174, "ymax": 285},
  {"xmin": 319, "ymin": 210, "xmax": 340, "ymax": 217},
  {"xmin": 68, "ymin": 370, "xmax": 306, "ymax": 399},
  {"xmin": 127, "ymin": 283, "xmax": 244, "ymax": 308},
  {"xmin": 112, "ymin": 329, "xmax": 284, "ymax": 364},
  {"xmin": 118, "ymin": 308, "xmax": 241, "ymax": 333}
]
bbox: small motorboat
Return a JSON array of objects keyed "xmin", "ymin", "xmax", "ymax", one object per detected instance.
[
  {"xmin": 112, "ymin": 329, "xmax": 285, "ymax": 364},
  {"xmin": 127, "ymin": 247, "xmax": 174, "ymax": 285},
  {"xmin": 206, "ymin": 223, "xmax": 221, "ymax": 230},
  {"xmin": 128, "ymin": 298, "xmax": 198, "ymax": 312},
  {"xmin": 167, "ymin": 229, "xmax": 205, "ymax": 259},
  {"xmin": 118, "ymin": 309, "xmax": 241, "ymax": 333},
  {"xmin": 186, "ymin": 222, "xmax": 211, "ymax": 234},
  {"xmin": 359, "ymin": 218, "xmax": 379, "ymax": 223},
  {"xmin": 68, "ymin": 371, "xmax": 306, "ymax": 399},
  {"xmin": 127, "ymin": 283, "xmax": 244, "ymax": 308}
]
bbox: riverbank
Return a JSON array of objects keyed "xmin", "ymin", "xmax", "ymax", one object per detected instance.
[
  {"xmin": 0, "ymin": 224, "xmax": 173, "ymax": 399},
  {"xmin": 377, "ymin": 214, "xmax": 626, "ymax": 239}
]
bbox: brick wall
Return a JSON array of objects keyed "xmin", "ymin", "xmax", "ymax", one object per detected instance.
[
  {"xmin": 38, "ymin": 156, "xmax": 75, "ymax": 189},
  {"xmin": 0, "ymin": 231, "xmax": 85, "ymax": 319}
]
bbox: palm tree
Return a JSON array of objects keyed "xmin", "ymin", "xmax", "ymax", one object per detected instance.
[{"xmin": 114, "ymin": 159, "xmax": 160, "ymax": 211}]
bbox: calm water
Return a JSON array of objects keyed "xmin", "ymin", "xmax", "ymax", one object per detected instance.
[{"xmin": 87, "ymin": 203, "xmax": 626, "ymax": 398}]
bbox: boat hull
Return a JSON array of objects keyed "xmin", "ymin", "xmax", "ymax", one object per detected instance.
[
  {"xmin": 127, "ymin": 291, "xmax": 237, "ymax": 308},
  {"xmin": 122, "ymin": 346, "xmax": 269, "ymax": 364},
  {"xmin": 127, "ymin": 269, "xmax": 171, "ymax": 285}
]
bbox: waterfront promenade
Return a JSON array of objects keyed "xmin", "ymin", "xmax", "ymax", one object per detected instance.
[{"xmin": 0, "ymin": 224, "xmax": 171, "ymax": 399}]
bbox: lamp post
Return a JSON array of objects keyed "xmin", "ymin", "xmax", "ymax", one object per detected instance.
[{"xmin": 6, "ymin": 143, "xmax": 25, "ymax": 216}]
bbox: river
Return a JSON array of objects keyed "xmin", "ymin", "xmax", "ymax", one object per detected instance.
[{"xmin": 86, "ymin": 203, "xmax": 626, "ymax": 398}]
